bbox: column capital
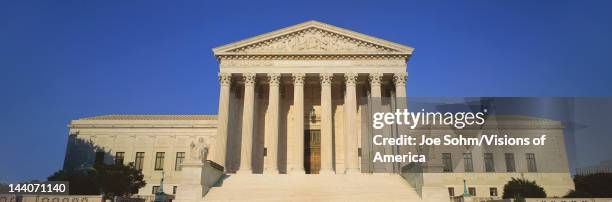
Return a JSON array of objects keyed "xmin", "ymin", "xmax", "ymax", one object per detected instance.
[
  {"xmin": 268, "ymin": 73, "xmax": 281, "ymax": 86},
  {"xmin": 393, "ymin": 72, "xmax": 407, "ymax": 86},
  {"xmin": 344, "ymin": 72, "xmax": 358, "ymax": 86},
  {"xmin": 243, "ymin": 73, "xmax": 256, "ymax": 86},
  {"xmin": 292, "ymin": 73, "xmax": 306, "ymax": 86},
  {"xmin": 219, "ymin": 73, "xmax": 232, "ymax": 86},
  {"xmin": 369, "ymin": 73, "xmax": 383, "ymax": 86},
  {"xmin": 320, "ymin": 73, "xmax": 333, "ymax": 86}
]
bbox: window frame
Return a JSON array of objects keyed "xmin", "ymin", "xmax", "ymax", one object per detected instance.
[
  {"xmin": 155, "ymin": 152, "xmax": 165, "ymax": 171},
  {"xmin": 484, "ymin": 153, "xmax": 495, "ymax": 172},
  {"xmin": 152, "ymin": 186, "xmax": 160, "ymax": 194},
  {"xmin": 526, "ymin": 153, "xmax": 537, "ymax": 172},
  {"xmin": 442, "ymin": 153, "xmax": 453, "ymax": 172},
  {"xmin": 175, "ymin": 152, "xmax": 185, "ymax": 171},
  {"xmin": 468, "ymin": 187, "xmax": 476, "ymax": 196},
  {"xmin": 505, "ymin": 153, "xmax": 516, "ymax": 172},
  {"xmin": 135, "ymin": 152, "xmax": 145, "ymax": 171},
  {"xmin": 489, "ymin": 187, "xmax": 498, "ymax": 196},
  {"xmin": 463, "ymin": 153, "xmax": 474, "ymax": 172},
  {"xmin": 115, "ymin": 152, "xmax": 125, "ymax": 165}
]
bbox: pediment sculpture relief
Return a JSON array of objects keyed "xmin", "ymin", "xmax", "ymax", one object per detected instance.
[{"xmin": 228, "ymin": 28, "xmax": 399, "ymax": 53}]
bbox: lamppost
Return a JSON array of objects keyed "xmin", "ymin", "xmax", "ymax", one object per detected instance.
[
  {"xmin": 462, "ymin": 179, "xmax": 471, "ymax": 197},
  {"xmin": 154, "ymin": 171, "xmax": 166, "ymax": 202}
]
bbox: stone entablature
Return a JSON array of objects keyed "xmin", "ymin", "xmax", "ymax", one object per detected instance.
[
  {"xmin": 214, "ymin": 21, "xmax": 413, "ymax": 74},
  {"xmin": 213, "ymin": 21, "xmax": 413, "ymax": 56}
]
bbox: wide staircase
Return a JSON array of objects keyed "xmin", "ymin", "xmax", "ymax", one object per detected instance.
[{"xmin": 203, "ymin": 173, "xmax": 422, "ymax": 201}]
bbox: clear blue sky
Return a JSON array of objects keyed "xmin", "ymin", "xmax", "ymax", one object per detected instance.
[{"xmin": 1, "ymin": 0, "xmax": 611, "ymax": 183}]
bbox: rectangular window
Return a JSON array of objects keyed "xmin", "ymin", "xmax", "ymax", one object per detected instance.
[
  {"xmin": 115, "ymin": 152, "xmax": 125, "ymax": 165},
  {"xmin": 505, "ymin": 153, "xmax": 516, "ymax": 172},
  {"xmin": 468, "ymin": 187, "xmax": 476, "ymax": 196},
  {"xmin": 484, "ymin": 153, "xmax": 495, "ymax": 172},
  {"xmin": 448, "ymin": 187, "xmax": 455, "ymax": 196},
  {"xmin": 175, "ymin": 152, "xmax": 185, "ymax": 171},
  {"xmin": 442, "ymin": 153, "xmax": 453, "ymax": 172},
  {"xmin": 464, "ymin": 153, "xmax": 473, "ymax": 172},
  {"xmin": 95, "ymin": 151, "xmax": 105, "ymax": 165},
  {"xmin": 526, "ymin": 153, "xmax": 537, "ymax": 172},
  {"xmin": 173, "ymin": 186, "xmax": 177, "ymax": 195},
  {"xmin": 489, "ymin": 187, "xmax": 498, "ymax": 196},
  {"xmin": 135, "ymin": 152, "xmax": 145, "ymax": 171},
  {"xmin": 155, "ymin": 152, "xmax": 165, "ymax": 170},
  {"xmin": 152, "ymin": 186, "xmax": 160, "ymax": 194}
]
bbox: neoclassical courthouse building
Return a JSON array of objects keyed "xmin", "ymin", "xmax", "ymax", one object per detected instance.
[{"xmin": 64, "ymin": 21, "xmax": 574, "ymax": 201}]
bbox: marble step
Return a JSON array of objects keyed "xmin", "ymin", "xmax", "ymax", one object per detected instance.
[{"xmin": 203, "ymin": 174, "xmax": 422, "ymax": 201}]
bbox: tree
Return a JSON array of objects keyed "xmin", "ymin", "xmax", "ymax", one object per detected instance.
[
  {"xmin": 48, "ymin": 168, "xmax": 99, "ymax": 195},
  {"xmin": 565, "ymin": 173, "xmax": 612, "ymax": 198},
  {"xmin": 48, "ymin": 163, "xmax": 145, "ymax": 198},
  {"xmin": 0, "ymin": 183, "xmax": 9, "ymax": 193},
  {"xmin": 502, "ymin": 177, "xmax": 547, "ymax": 199},
  {"xmin": 95, "ymin": 163, "xmax": 146, "ymax": 198}
]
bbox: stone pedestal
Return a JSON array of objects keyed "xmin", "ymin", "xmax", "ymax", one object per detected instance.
[
  {"xmin": 420, "ymin": 164, "xmax": 449, "ymax": 202},
  {"xmin": 174, "ymin": 161, "xmax": 206, "ymax": 202}
]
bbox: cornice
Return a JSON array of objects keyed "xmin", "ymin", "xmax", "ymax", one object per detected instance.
[{"xmin": 213, "ymin": 21, "xmax": 414, "ymax": 57}]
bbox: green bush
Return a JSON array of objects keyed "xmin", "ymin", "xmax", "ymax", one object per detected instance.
[{"xmin": 502, "ymin": 177, "xmax": 547, "ymax": 199}]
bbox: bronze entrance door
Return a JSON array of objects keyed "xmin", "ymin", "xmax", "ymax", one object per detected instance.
[{"xmin": 304, "ymin": 130, "xmax": 321, "ymax": 174}]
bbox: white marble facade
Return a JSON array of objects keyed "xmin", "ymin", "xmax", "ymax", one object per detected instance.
[{"xmin": 64, "ymin": 21, "xmax": 574, "ymax": 199}]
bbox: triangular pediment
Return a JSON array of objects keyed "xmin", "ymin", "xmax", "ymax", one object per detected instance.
[{"xmin": 213, "ymin": 21, "xmax": 414, "ymax": 56}]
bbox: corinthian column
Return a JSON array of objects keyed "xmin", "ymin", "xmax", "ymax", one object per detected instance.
[
  {"xmin": 370, "ymin": 73, "xmax": 390, "ymax": 173},
  {"xmin": 393, "ymin": 72, "xmax": 407, "ymax": 97},
  {"xmin": 344, "ymin": 73, "xmax": 360, "ymax": 174},
  {"xmin": 292, "ymin": 73, "xmax": 306, "ymax": 174},
  {"xmin": 369, "ymin": 73, "xmax": 383, "ymax": 98},
  {"xmin": 214, "ymin": 73, "xmax": 232, "ymax": 169},
  {"xmin": 264, "ymin": 73, "xmax": 280, "ymax": 174},
  {"xmin": 237, "ymin": 73, "xmax": 256, "ymax": 174},
  {"xmin": 320, "ymin": 73, "xmax": 334, "ymax": 174}
]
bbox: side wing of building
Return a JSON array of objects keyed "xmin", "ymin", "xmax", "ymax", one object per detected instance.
[{"xmin": 64, "ymin": 115, "xmax": 218, "ymax": 196}]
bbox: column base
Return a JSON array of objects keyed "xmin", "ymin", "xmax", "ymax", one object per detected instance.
[
  {"xmin": 236, "ymin": 169, "xmax": 252, "ymax": 174},
  {"xmin": 263, "ymin": 169, "xmax": 280, "ymax": 175},
  {"xmin": 319, "ymin": 169, "xmax": 335, "ymax": 175},
  {"xmin": 344, "ymin": 168, "xmax": 360, "ymax": 174},
  {"xmin": 289, "ymin": 169, "xmax": 306, "ymax": 175}
]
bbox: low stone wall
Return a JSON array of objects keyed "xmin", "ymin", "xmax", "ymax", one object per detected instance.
[
  {"xmin": 203, "ymin": 160, "xmax": 224, "ymax": 192},
  {"xmin": 450, "ymin": 197, "xmax": 612, "ymax": 202},
  {"xmin": 525, "ymin": 198, "xmax": 612, "ymax": 202},
  {"xmin": 0, "ymin": 194, "xmax": 18, "ymax": 202},
  {"xmin": 0, "ymin": 195, "xmax": 103, "ymax": 202}
]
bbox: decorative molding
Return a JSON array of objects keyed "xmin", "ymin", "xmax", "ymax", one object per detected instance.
[
  {"xmin": 393, "ymin": 72, "xmax": 407, "ymax": 86},
  {"xmin": 344, "ymin": 73, "xmax": 358, "ymax": 86},
  {"xmin": 320, "ymin": 73, "xmax": 334, "ymax": 86},
  {"xmin": 219, "ymin": 73, "xmax": 232, "ymax": 86},
  {"xmin": 268, "ymin": 73, "xmax": 281, "ymax": 86},
  {"xmin": 292, "ymin": 73, "xmax": 306, "ymax": 86},
  {"xmin": 369, "ymin": 73, "xmax": 383, "ymax": 86},
  {"xmin": 218, "ymin": 57, "xmax": 406, "ymax": 67},
  {"xmin": 213, "ymin": 21, "xmax": 414, "ymax": 56},
  {"xmin": 227, "ymin": 27, "xmax": 398, "ymax": 54},
  {"xmin": 243, "ymin": 73, "xmax": 256, "ymax": 86}
]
